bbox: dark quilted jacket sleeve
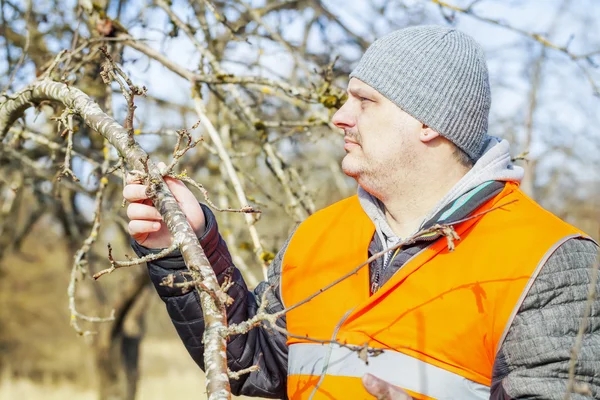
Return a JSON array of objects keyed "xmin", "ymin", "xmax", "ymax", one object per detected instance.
[
  {"xmin": 491, "ymin": 237, "xmax": 600, "ymax": 400},
  {"xmin": 131, "ymin": 204, "xmax": 289, "ymax": 398}
]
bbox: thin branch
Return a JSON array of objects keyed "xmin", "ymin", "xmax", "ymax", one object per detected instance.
[
  {"xmin": 39, "ymin": 49, "xmax": 68, "ymax": 80},
  {"xmin": 228, "ymin": 365, "xmax": 260, "ymax": 380},
  {"xmin": 225, "ymin": 200, "xmax": 516, "ymax": 341},
  {"xmin": 192, "ymin": 73, "xmax": 314, "ymax": 101},
  {"xmin": 60, "ymin": 6, "xmax": 83, "ymax": 79},
  {"xmin": 200, "ymin": 0, "xmax": 245, "ymax": 39},
  {"xmin": 163, "ymin": 119, "xmax": 203, "ymax": 175},
  {"xmin": 175, "ymin": 173, "xmax": 260, "ymax": 214},
  {"xmin": 226, "ymin": 286, "xmax": 386, "ymax": 361},
  {"xmin": 55, "ymin": 110, "xmax": 80, "ymax": 182},
  {"xmin": 93, "ymin": 241, "xmax": 180, "ymax": 279},
  {"xmin": 263, "ymin": 142, "xmax": 309, "ymax": 221},
  {"xmin": 99, "ymin": 46, "xmax": 147, "ymax": 139},
  {"xmin": 68, "ymin": 139, "xmax": 114, "ymax": 336}
]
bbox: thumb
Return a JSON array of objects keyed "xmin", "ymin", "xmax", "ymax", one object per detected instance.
[
  {"xmin": 155, "ymin": 162, "xmax": 196, "ymax": 204},
  {"xmin": 362, "ymin": 374, "xmax": 412, "ymax": 400},
  {"xmin": 363, "ymin": 374, "xmax": 390, "ymax": 399}
]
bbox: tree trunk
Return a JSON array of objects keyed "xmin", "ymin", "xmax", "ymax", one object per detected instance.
[{"xmin": 94, "ymin": 271, "xmax": 150, "ymax": 400}]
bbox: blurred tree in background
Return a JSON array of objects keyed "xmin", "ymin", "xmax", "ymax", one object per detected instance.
[{"xmin": 0, "ymin": 0, "xmax": 598, "ymax": 399}]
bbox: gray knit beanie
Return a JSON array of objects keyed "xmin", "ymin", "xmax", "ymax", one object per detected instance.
[{"xmin": 350, "ymin": 25, "xmax": 491, "ymax": 161}]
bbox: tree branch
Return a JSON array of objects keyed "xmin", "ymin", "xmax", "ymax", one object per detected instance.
[{"xmin": 0, "ymin": 78, "xmax": 232, "ymax": 399}]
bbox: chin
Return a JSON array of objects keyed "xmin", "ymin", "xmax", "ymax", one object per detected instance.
[{"xmin": 341, "ymin": 157, "xmax": 360, "ymax": 179}]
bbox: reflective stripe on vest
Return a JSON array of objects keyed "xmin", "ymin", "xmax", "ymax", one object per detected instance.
[{"xmin": 288, "ymin": 343, "xmax": 489, "ymax": 400}]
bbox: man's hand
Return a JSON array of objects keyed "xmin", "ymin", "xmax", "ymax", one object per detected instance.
[
  {"xmin": 123, "ymin": 162, "xmax": 206, "ymax": 249},
  {"xmin": 362, "ymin": 374, "xmax": 414, "ymax": 400}
]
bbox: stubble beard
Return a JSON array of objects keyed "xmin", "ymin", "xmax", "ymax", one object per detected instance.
[
  {"xmin": 342, "ymin": 129, "xmax": 364, "ymax": 178},
  {"xmin": 342, "ymin": 139, "xmax": 415, "ymax": 198}
]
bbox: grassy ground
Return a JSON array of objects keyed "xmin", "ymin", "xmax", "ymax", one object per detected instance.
[{"xmin": 0, "ymin": 339, "xmax": 256, "ymax": 400}]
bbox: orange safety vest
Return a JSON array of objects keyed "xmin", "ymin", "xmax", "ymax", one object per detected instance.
[{"xmin": 281, "ymin": 182, "xmax": 588, "ymax": 400}]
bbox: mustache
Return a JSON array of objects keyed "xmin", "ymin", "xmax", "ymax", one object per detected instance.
[{"xmin": 344, "ymin": 131, "xmax": 361, "ymax": 144}]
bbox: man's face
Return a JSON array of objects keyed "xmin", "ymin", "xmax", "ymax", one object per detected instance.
[{"xmin": 332, "ymin": 78, "xmax": 423, "ymax": 194}]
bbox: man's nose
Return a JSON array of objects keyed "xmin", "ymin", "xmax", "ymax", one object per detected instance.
[{"xmin": 331, "ymin": 102, "xmax": 355, "ymax": 130}]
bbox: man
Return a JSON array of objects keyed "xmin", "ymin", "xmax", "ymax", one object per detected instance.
[{"xmin": 124, "ymin": 26, "xmax": 599, "ymax": 399}]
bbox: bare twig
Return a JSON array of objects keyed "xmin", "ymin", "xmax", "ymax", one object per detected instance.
[
  {"xmin": 59, "ymin": 6, "xmax": 83, "ymax": 78},
  {"xmin": 99, "ymin": 46, "xmax": 147, "ymax": 139},
  {"xmin": 233, "ymin": 0, "xmax": 314, "ymax": 79},
  {"xmin": 226, "ymin": 286, "xmax": 387, "ymax": 362},
  {"xmin": 163, "ymin": 119, "xmax": 204, "ymax": 175},
  {"xmin": 39, "ymin": 49, "xmax": 69, "ymax": 80},
  {"xmin": 224, "ymin": 200, "xmax": 517, "ymax": 344},
  {"xmin": 56, "ymin": 111, "xmax": 80, "ymax": 182},
  {"xmin": 93, "ymin": 241, "xmax": 180, "ymax": 279},
  {"xmin": 200, "ymin": 0, "xmax": 244, "ymax": 39},
  {"xmin": 228, "ymin": 365, "xmax": 260, "ymax": 380},
  {"xmin": 174, "ymin": 173, "xmax": 260, "ymax": 214},
  {"xmin": 68, "ymin": 139, "xmax": 114, "ymax": 336},
  {"xmin": 511, "ymin": 151, "xmax": 530, "ymax": 163}
]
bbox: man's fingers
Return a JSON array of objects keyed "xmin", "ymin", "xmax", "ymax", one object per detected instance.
[
  {"xmin": 126, "ymin": 173, "xmax": 142, "ymax": 184},
  {"xmin": 127, "ymin": 202, "xmax": 162, "ymax": 221},
  {"xmin": 123, "ymin": 184, "xmax": 149, "ymax": 202},
  {"xmin": 128, "ymin": 219, "xmax": 162, "ymax": 237},
  {"xmin": 164, "ymin": 176, "xmax": 196, "ymax": 203},
  {"xmin": 124, "ymin": 173, "xmax": 194, "ymax": 205}
]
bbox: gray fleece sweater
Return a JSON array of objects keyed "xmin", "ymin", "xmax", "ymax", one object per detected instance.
[{"xmin": 132, "ymin": 138, "xmax": 600, "ymax": 399}]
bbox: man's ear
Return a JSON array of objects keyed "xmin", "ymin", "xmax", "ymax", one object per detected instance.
[{"xmin": 419, "ymin": 125, "xmax": 440, "ymax": 143}]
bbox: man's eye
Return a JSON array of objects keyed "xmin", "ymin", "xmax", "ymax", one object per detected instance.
[{"xmin": 359, "ymin": 97, "xmax": 371, "ymax": 102}]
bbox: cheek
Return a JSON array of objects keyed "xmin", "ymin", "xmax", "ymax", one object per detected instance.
[
  {"xmin": 373, "ymin": 137, "xmax": 404, "ymax": 159},
  {"xmin": 357, "ymin": 123, "xmax": 404, "ymax": 156},
  {"xmin": 357, "ymin": 137, "xmax": 399, "ymax": 170},
  {"xmin": 355, "ymin": 107, "xmax": 413, "ymax": 153}
]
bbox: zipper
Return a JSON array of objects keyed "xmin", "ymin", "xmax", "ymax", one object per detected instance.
[{"xmin": 371, "ymin": 246, "xmax": 401, "ymax": 294}]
